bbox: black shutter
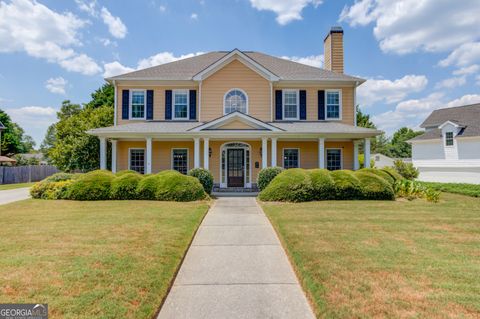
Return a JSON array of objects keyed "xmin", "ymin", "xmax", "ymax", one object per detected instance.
[
  {"xmin": 189, "ymin": 90, "xmax": 197, "ymax": 120},
  {"xmin": 318, "ymin": 90, "xmax": 325, "ymax": 120},
  {"xmin": 299, "ymin": 90, "xmax": 307, "ymax": 120},
  {"xmin": 165, "ymin": 90, "xmax": 172, "ymax": 120},
  {"xmin": 275, "ymin": 90, "xmax": 282, "ymax": 120},
  {"xmin": 122, "ymin": 90, "xmax": 129, "ymax": 120},
  {"xmin": 146, "ymin": 90, "xmax": 154, "ymax": 120}
]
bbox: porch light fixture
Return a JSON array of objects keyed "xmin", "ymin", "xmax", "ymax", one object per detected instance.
[
  {"xmin": 260, "ymin": 147, "xmax": 262, "ymax": 157},
  {"xmin": 209, "ymin": 147, "xmax": 212, "ymax": 158}
]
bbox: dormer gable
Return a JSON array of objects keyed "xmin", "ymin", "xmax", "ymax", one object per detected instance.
[{"xmin": 190, "ymin": 111, "xmax": 283, "ymax": 132}]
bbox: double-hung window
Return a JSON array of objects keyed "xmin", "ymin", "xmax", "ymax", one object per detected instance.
[
  {"xmin": 445, "ymin": 132, "xmax": 454, "ymax": 146},
  {"xmin": 129, "ymin": 149, "xmax": 145, "ymax": 174},
  {"xmin": 130, "ymin": 90, "xmax": 146, "ymax": 119},
  {"xmin": 326, "ymin": 149, "xmax": 342, "ymax": 171},
  {"xmin": 172, "ymin": 149, "xmax": 188, "ymax": 174},
  {"xmin": 326, "ymin": 90, "xmax": 341, "ymax": 120},
  {"xmin": 283, "ymin": 149, "xmax": 299, "ymax": 169},
  {"xmin": 283, "ymin": 90, "xmax": 299, "ymax": 120},
  {"xmin": 173, "ymin": 90, "xmax": 189, "ymax": 120}
]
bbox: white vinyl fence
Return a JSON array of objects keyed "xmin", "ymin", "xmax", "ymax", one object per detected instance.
[{"xmin": 0, "ymin": 165, "xmax": 59, "ymax": 184}]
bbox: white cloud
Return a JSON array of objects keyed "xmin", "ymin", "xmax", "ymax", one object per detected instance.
[
  {"xmin": 281, "ymin": 54, "xmax": 323, "ymax": 68},
  {"xmin": 340, "ymin": 0, "xmax": 480, "ymax": 54},
  {"xmin": 45, "ymin": 77, "xmax": 68, "ymax": 95},
  {"xmin": 103, "ymin": 61, "xmax": 135, "ymax": 78},
  {"xmin": 0, "ymin": 0, "xmax": 101, "ymax": 75},
  {"xmin": 249, "ymin": 0, "xmax": 323, "ymax": 25},
  {"xmin": 438, "ymin": 42, "xmax": 480, "ymax": 67},
  {"xmin": 6, "ymin": 106, "xmax": 57, "ymax": 145},
  {"xmin": 60, "ymin": 54, "xmax": 101, "ymax": 75},
  {"xmin": 453, "ymin": 64, "xmax": 479, "ymax": 76},
  {"xmin": 100, "ymin": 7, "xmax": 127, "ymax": 39},
  {"xmin": 159, "ymin": 5, "xmax": 166, "ymax": 12},
  {"xmin": 96, "ymin": 37, "xmax": 117, "ymax": 47},
  {"xmin": 434, "ymin": 76, "xmax": 466, "ymax": 89},
  {"xmin": 190, "ymin": 13, "xmax": 198, "ymax": 20},
  {"xmin": 75, "ymin": 0, "xmax": 97, "ymax": 17},
  {"xmin": 357, "ymin": 75, "xmax": 428, "ymax": 106},
  {"xmin": 445, "ymin": 94, "xmax": 480, "ymax": 108}
]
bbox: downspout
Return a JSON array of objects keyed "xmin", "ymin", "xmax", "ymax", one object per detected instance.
[
  {"xmin": 270, "ymin": 82, "xmax": 273, "ymax": 122},
  {"xmin": 113, "ymin": 80, "xmax": 117, "ymax": 126}
]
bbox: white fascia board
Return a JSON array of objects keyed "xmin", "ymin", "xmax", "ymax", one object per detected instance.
[{"xmin": 190, "ymin": 112, "xmax": 283, "ymax": 132}]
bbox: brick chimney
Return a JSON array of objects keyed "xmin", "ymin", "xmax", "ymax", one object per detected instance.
[{"xmin": 324, "ymin": 26, "xmax": 344, "ymax": 73}]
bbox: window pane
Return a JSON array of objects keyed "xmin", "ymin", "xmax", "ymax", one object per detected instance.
[
  {"xmin": 283, "ymin": 149, "xmax": 299, "ymax": 169},
  {"xmin": 130, "ymin": 149, "xmax": 145, "ymax": 174},
  {"xmin": 326, "ymin": 149, "xmax": 341, "ymax": 171},
  {"xmin": 131, "ymin": 91, "xmax": 145, "ymax": 119},
  {"xmin": 445, "ymin": 132, "xmax": 454, "ymax": 146},
  {"xmin": 172, "ymin": 149, "xmax": 188, "ymax": 174},
  {"xmin": 326, "ymin": 91, "xmax": 340, "ymax": 119},
  {"xmin": 174, "ymin": 91, "xmax": 188, "ymax": 119},
  {"xmin": 284, "ymin": 91, "xmax": 298, "ymax": 119},
  {"xmin": 224, "ymin": 89, "xmax": 247, "ymax": 114}
]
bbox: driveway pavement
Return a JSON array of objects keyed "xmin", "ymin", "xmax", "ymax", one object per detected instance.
[
  {"xmin": 158, "ymin": 196, "xmax": 315, "ymax": 319},
  {"xmin": 0, "ymin": 187, "xmax": 30, "ymax": 205}
]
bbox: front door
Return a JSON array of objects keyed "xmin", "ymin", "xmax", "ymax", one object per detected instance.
[{"xmin": 227, "ymin": 149, "xmax": 244, "ymax": 187}]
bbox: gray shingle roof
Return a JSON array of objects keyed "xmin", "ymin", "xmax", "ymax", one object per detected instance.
[
  {"xmin": 107, "ymin": 50, "xmax": 363, "ymax": 82},
  {"xmin": 268, "ymin": 121, "xmax": 381, "ymax": 134},
  {"xmin": 413, "ymin": 103, "xmax": 480, "ymax": 140},
  {"xmin": 88, "ymin": 121, "xmax": 201, "ymax": 134}
]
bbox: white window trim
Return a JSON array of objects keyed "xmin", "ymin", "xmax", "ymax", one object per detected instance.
[
  {"xmin": 223, "ymin": 88, "xmax": 249, "ymax": 115},
  {"xmin": 129, "ymin": 89, "xmax": 146, "ymax": 120},
  {"xmin": 282, "ymin": 148, "xmax": 300, "ymax": 169},
  {"xmin": 325, "ymin": 89, "xmax": 342, "ymax": 121},
  {"xmin": 444, "ymin": 131, "xmax": 455, "ymax": 148},
  {"xmin": 325, "ymin": 148, "xmax": 343, "ymax": 170},
  {"xmin": 283, "ymin": 89, "xmax": 300, "ymax": 121},
  {"xmin": 128, "ymin": 148, "xmax": 146, "ymax": 173},
  {"xmin": 171, "ymin": 148, "xmax": 189, "ymax": 173},
  {"xmin": 172, "ymin": 89, "xmax": 190, "ymax": 120}
]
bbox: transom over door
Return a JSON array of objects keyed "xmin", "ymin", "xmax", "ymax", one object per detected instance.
[{"xmin": 227, "ymin": 149, "xmax": 244, "ymax": 187}]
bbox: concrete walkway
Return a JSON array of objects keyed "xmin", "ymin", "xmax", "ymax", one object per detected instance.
[
  {"xmin": 0, "ymin": 187, "xmax": 30, "ymax": 205},
  {"xmin": 158, "ymin": 197, "xmax": 315, "ymax": 319}
]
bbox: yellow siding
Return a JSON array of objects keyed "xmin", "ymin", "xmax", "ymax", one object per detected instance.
[
  {"xmin": 217, "ymin": 120, "xmax": 257, "ymax": 130},
  {"xmin": 201, "ymin": 60, "xmax": 271, "ymax": 122}
]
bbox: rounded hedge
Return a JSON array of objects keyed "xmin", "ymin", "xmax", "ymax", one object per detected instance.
[
  {"xmin": 155, "ymin": 170, "xmax": 206, "ymax": 201},
  {"xmin": 43, "ymin": 172, "xmax": 76, "ymax": 183},
  {"xmin": 355, "ymin": 171, "xmax": 395, "ymax": 200},
  {"xmin": 188, "ymin": 168, "xmax": 214, "ymax": 194},
  {"xmin": 259, "ymin": 168, "xmax": 313, "ymax": 202},
  {"xmin": 381, "ymin": 167, "xmax": 404, "ymax": 182},
  {"xmin": 111, "ymin": 173, "xmax": 143, "ymax": 200},
  {"xmin": 66, "ymin": 170, "xmax": 114, "ymax": 201},
  {"xmin": 358, "ymin": 168, "xmax": 395, "ymax": 185},
  {"xmin": 115, "ymin": 170, "xmax": 140, "ymax": 177},
  {"xmin": 136, "ymin": 174, "xmax": 162, "ymax": 200},
  {"xmin": 308, "ymin": 169, "xmax": 335, "ymax": 200},
  {"xmin": 330, "ymin": 170, "xmax": 363, "ymax": 200},
  {"xmin": 257, "ymin": 167, "xmax": 284, "ymax": 191}
]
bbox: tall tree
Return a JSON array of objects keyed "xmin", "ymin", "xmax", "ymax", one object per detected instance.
[
  {"xmin": 0, "ymin": 109, "xmax": 34, "ymax": 155},
  {"xmin": 356, "ymin": 106, "xmax": 376, "ymax": 129},
  {"xmin": 86, "ymin": 84, "xmax": 114, "ymax": 109},
  {"xmin": 389, "ymin": 127, "xmax": 423, "ymax": 158}
]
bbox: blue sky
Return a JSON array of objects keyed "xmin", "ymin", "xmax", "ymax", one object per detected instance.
[{"xmin": 1, "ymin": 0, "xmax": 479, "ymax": 146}]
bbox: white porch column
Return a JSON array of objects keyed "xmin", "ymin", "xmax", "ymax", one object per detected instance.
[
  {"xmin": 353, "ymin": 141, "xmax": 360, "ymax": 170},
  {"xmin": 318, "ymin": 137, "xmax": 325, "ymax": 169},
  {"xmin": 262, "ymin": 137, "xmax": 268, "ymax": 169},
  {"xmin": 364, "ymin": 138, "xmax": 371, "ymax": 168},
  {"xmin": 111, "ymin": 139, "xmax": 117, "ymax": 173},
  {"xmin": 194, "ymin": 137, "xmax": 200, "ymax": 168},
  {"xmin": 203, "ymin": 138, "xmax": 209, "ymax": 170},
  {"xmin": 99, "ymin": 137, "xmax": 107, "ymax": 170},
  {"xmin": 271, "ymin": 137, "xmax": 277, "ymax": 167},
  {"xmin": 146, "ymin": 137, "xmax": 152, "ymax": 174}
]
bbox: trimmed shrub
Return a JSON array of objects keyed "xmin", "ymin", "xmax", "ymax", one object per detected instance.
[
  {"xmin": 188, "ymin": 168, "xmax": 214, "ymax": 194},
  {"xmin": 394, "ymin": 160, "xmax": 419, "ymax": 180},
  {"xmin": 355, "ymin": 171, "xmax": 395, "ymax": 200},
  {"xmin": 136, "ymin": 174, "xmax": 162, "ymax": 200},
  {"xmin": 115, "ymin": 170, "xmax": 140, "ymax": 177},
  {"xmin": 259, "ymin": 168, "xmax": 313, "ymax": 202},
  {"xmin": 66, "ymin": 170, "xmax": 114, "ymax": 201},
  {"xmin": 111, "ymin": 173, "xmax": 143, "ymax": 200},
  {"xmin": 42, "ymin": 180, "xmax": 74, "ymax": 199},
  {"xmin": 308, "ymin": 169, "xmax": 335, "ymax": 200},
  {"xmin": 330, "ymin": 170, "xmax": 363, "ymax": 200},
  {"xmin": 381, "ymin": 167, "xmax": 404, "ymax": 182},
  {"xmin": 43, "ymin": 172, "xmax": 75, "ymax": 183},
  {"xmin": 359, "ymin": 168, "xmax": 395, "ymax": 185},
  {"xmin": 155, "ymin": 170, "xmax": 206, "ymax": 201},
  {"xmin": 257, "ymin": 167, "xmax": 284, "ymax": 191},
  {"xmin": 30, "ymin": 173, "xmax": 76, "ymax": 199}
]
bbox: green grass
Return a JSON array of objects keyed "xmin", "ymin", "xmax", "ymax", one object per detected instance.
[
  {"xmin": 419, "ymin": 181, "xmax": 480, "ymax": 197},
  {"xmin": 261, "ymin": 194, "xmax": 480, "ymax": 318},
  {"xmin": 0, "ymin": 199, "xmax": 209, "ymax": 318},
  {"xmin": 0, "ymin": 182, "xmax": 35, "ymax": 190}
]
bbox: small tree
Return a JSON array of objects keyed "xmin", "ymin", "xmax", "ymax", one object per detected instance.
[{"xmin": 393, "ymin": 160, "xmax": 419, "ymax": 180}]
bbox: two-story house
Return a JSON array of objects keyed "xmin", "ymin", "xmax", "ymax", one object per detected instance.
[{"xmin": 88, "ymin": 27, "xmax": 381, "ymax": 189}]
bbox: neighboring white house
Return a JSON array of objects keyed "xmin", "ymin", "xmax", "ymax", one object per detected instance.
[
  {"xmin": 409, "ymin": 103, "xmax": 480, "ymax": 184},
  {"xmin": 371, "ymin": 153, "xmax": 412, "ymax": 168}
]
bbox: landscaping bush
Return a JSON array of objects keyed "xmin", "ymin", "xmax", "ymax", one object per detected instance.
[
  {"xmin": 330, "ymin": 170, "xmax": 363, "ymax": 200},
  {"xmin": 358, "ymin": 168, "xmax": 395, "ymax": 185},
  {"xmin": 42, "ymin": 180, "xmax": 74, "ymax": 199},
  {"xmin": 115, "ymin": 170, "xmax": 140, "ymax": 177},
  {"xmin": 355, "ymin": 171, "xmax": 395, "ymax": 200},
  {"xmin": 155, "ymin": 170, "xmax": 206, "ymax": 201},
  {"xmin": 381, "ymin": 167, "xmax": 404, "ymax": 182},
  {"xmin": 66, "ymin": 170, "xmax": 114, "ymax": 201},
  {"xmin": 394, "ymin": 179, "xmax": 440, "ymax": 203},
  {"xmin": 136, "ymin": 174, "xmax": 163, "ymax": 200},
  {"xmin": 418, "ymin": 181, "xmax": 480, "ymax": 198},
  {"xmin": 394, "ymin": 160, "xmax": 419, "ymax": 180},
  {"xmin": 30, "ymin": 173, "xmax": 77, "ymax": 199},
  {"xmin": 308, "ymin": 169, "xmax": 335, "ymax": 200},
  {"xmin": 259, "ymin": 168, "xmax": 313, "ymax": 202},
  {"xmin": 188, "ymin": 168, "xmax": 214, "ymax": 194},
  {"xmin": 43, "ymin": 172, "xmax": 76, "ymax": 183},
  {"xmin": 257, "ymin": 167, "xmax": 284, "ymax": 191},
  {"xmin": 111, "ymin": 173, "xmax": 143, "ymax": 200}
]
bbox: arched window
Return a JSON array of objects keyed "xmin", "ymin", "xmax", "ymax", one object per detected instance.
[{"xmin": 224, "ymin": 89, "xmax": 248, "ymax": 114}]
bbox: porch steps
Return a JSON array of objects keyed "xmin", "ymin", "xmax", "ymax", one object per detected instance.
[{"xmin": 212, "ymin": 186, "xmax": 259, "ymax": 193}]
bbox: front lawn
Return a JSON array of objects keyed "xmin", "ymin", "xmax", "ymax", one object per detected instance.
[
  {"xmin": 0, "ymin": 199, "xmax": 209, "ymax": 318},
  {"xmin": 0, "ymin": 182, "xmax": 35, "ymax": 190},
  {"xmin": 419, "ymin": 181, "xmax": 480, "ymax": 197},
  {"xmin": 261, "ymin": 193, "xmax": 480, "ymax": 318}
]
